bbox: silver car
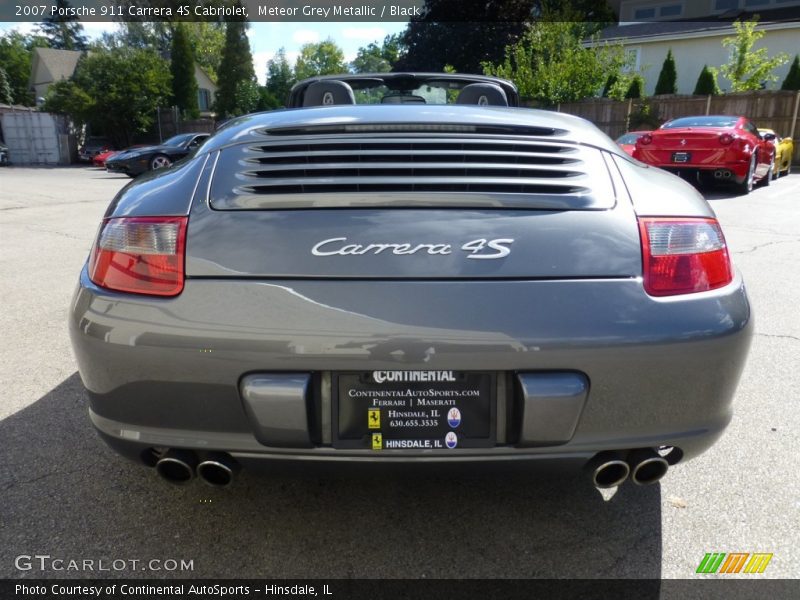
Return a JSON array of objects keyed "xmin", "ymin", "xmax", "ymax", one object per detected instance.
[{"xmin": 69, "ymin": 74, "xmax": 752, "ymax": 489}]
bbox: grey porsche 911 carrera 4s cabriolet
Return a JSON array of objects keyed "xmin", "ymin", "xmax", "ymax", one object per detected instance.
[{"xmin": 69, "ymin": 73, "xmax": 752, "ymax": 489}]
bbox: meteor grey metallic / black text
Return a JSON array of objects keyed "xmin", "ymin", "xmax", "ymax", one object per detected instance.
[{"xmin": 69, "ymin": 74, "xmax": 752, "ymax": 488}]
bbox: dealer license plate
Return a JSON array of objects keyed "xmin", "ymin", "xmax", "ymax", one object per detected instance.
[
  {"xmin": 333, "ymin": 371, "xmax": 496, "ymax": 450},
  {"xmin": 672, "ymin": 151, "xmax": 691, "ymax": 163}
]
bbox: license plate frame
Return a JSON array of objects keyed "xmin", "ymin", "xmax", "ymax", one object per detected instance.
[
  {"xmin": 672, "ymin": 151, "xmax": 691, "ymax": 163},
  {"xmin": 332, "ymin": 371, "xmax": 496, "ymax": 450}
]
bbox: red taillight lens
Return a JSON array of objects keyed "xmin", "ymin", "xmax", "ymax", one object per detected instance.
[
  {"xmin": 88, "ymin": 216, "xmax": 188, "ymax": 296},
  {"xmin": 719, "ymin": 133, "xmax": 734, "ymax": 145},
  {"xmin": 639, "ymin": 134, "xmax": 653, "ymax": 145},
  {"xmin": 639, "ymin": 218, "xmax": 733, "ymax": 297}
]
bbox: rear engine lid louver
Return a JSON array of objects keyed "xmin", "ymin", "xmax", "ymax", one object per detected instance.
[{"xmin": 208, "ymin": 133, "xmax": 615, "ymax": 210}]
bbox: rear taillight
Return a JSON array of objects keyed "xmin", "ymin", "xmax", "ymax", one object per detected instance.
[
  {"xmin": 639, "ymin": 134, "xmax": 653, "ymax": 145},
  {"xmin": 719, "ymin": 133, "xmax": 734, "ymax": 145},
  {"xmin": 88, "ymin": 216, "xmax": 188, "ymax": 296},
  {"xmin": 639, "ymin": 217, "xmax": 733, "ymax": 297}
]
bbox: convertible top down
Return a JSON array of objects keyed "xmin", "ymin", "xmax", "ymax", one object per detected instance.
[{"xmin": 70, "ymin": 74, "xmax": 752, "ymax": 489}]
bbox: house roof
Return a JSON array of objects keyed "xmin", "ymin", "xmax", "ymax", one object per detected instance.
[
  {"xmin": 29, "ymin": 47, "xmax": 83, "ymax": 87},
  {"xmin": 597, "ymin": 6, "xmax": 800, "ymax": 42}
]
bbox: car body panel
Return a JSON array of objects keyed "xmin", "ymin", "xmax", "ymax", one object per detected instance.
[
  {"xmin": 70, "ymin": 99, "xmax": 753, "ymax": 476},
  {"xmin": 93, "ymin": 149, "xmax": 118, "ymax": 167},
  {"xmin": 633, "ymin": 116, "xmax": 774, "ymax": 184},
  {"xmin": 203, "ymin": 105, "xmax": 625, "ymax": 158},
  {"xmin": 759, "ymin": 128, "xmax": 794, "ymax": 176},
  {"xmin": 615, "ymin": 131, "xmax": 648, "ymax": 156},
  {"xmin": 70, "ymin": 268, "xmax": 751, "ymax": 463}
]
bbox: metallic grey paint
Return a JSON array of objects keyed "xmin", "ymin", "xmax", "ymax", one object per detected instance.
[{"xmin": 70, "ymin": 104, "xmax": 753, "ymax": 475}]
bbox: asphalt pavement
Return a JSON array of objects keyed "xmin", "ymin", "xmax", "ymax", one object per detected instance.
[{"xmin": 0, "ymin": 165, "xmax": 798, "ymax": 580}]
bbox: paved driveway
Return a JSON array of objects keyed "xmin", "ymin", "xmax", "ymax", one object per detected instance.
[{"xmin": 1, "ymin": 166, "xmax": 798, "ymax": 579}]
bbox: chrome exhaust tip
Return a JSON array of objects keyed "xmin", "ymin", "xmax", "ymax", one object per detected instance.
[
  {"xmin": 197, "ymin": 452, "xmax": 239, "ymax": 488},
  {"xmin": 628, "ymin": 448, "xmax": 669, "ymax": 485},
  {"xmin": 155, "ymin": 449, "xmax": 197, "ymax": 485},
  {"xmin": 589, "ymin": 451, "xmax": 631, "ymax": 489}
]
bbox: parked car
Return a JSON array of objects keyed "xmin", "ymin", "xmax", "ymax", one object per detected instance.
[
  {"xmin": 79, "ymin": 137, "xmax": 113, "ymax": 162},
  {"xmin": 759, "ymin": 128, "xmax": 794, "ymax": 178},
  {"xmin": 633, "ymin": 115, "xmax": 775, "ymax": 194},
  {"xmin": 92, "ymin": 149, "xmax": 118, "ymax": 168},
  {"xmin": 93, "ymin": 145, "xmax": 149, "ymax": 168},
  {"xmin": 0, "ymin": 142, "xmax": 8, "ymax": 166},
  {"xmin": 105, "ymin": 133, "xmax": 210, "ymax": 178},
  {"xmin": 615, "ymin": 131, "xmax": 649, "ymax": 156},
  {"xmin": 70, "ymin": 73, "xmax": 752, "ymax": 490}
]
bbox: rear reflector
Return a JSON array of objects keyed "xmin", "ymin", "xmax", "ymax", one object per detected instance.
[
  {"xmin": 88, "ymin": 216, "xmax": 188, "ymax": 296},
  {"xmin": 639, "ymin": 217, "xmax": 733, "ymax": 296}
]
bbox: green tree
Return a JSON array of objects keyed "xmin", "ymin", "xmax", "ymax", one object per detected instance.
[
  {"xmin": 72, "ymin": 48, "xmax": 171, "ymax": 147},
  {"xmin": 602, "ymin": 73, "xmax": 617, "ymax": 97},
  {"xmin": 185, "ymin": 22, "xmax": 225, "ymax": 83},
  {"xmin": 41, "ymin": 79, "xmax": 93, "ymax": 133},
  {"xmin": 0, "ymin": 67, "xmax": 13, "ymax": 104},
  {"xmin": 233, "ymin": 79, "xmax": 260, "ymax": 115},
  {"xmin": 693, "ymin": 65, "xmax": 721, "ymax": 95},
  {"xmin": 397, "ymin": 1, "xmax": 613, "ymax": 73},
  {"xmin": 99, "ymin": 20, "xmax": 224, "ymax": 83},
  {"xmin": 215, "ymin": 17, "xmax": 255, "ymax": 118},
  {"xmin": 36, "ymin": 0, "xmax": 88, "ymax": 50},
  {"xmin": 294, "ymin": 39, "xmax": 348, "ymax": 80},
  {"xmin": 654, "ymin": 49, "xmax": 677, "ymax": 95},
  {"xmin": 170, "ymin": 23, "xmax": 199, "ymax": 118},
  {"xmin": 624, "ymin": 74, "xmax": 645, "ymax": 99},
  {"xmin": 352, "ymin": 35, "xmax": 405, "ymax": 73},
  {"xmin": 265, "ymin": 48, "xmax": 295, "ymax": 107},
  {"xmin": 720, "ymin": 19, "xmax": 789, "ymax": 92},
  {"xmin": 0, "ymin": 31, "xmax": 48, "ymax": 105},
  {"xmin": 352, "ymin": 42, "xmax": 391, "ymax": 74},
  {"xmin": 781, "ymin": 55, "xmax": 800, "ymax": 91},
  {"xmin": 482, "ymin": 20, "xmax": 627, "ymax": 105}
]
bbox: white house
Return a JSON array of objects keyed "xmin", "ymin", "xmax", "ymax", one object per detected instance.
[
  {"xmin": 597, "ymin": 0, "xmax": 800, "ymax": 94},
  {"xmin": 194, "ymin": 65, "xmax": 217, "ymax": 116}
]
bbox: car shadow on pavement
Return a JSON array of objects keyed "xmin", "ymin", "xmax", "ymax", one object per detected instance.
[{"xmin": 0, "ymin": 374, "xmax": 662, "ymax": 583}]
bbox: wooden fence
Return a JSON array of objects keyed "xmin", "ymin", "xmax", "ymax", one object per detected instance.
[{"xmin": 554, "ymin": 90, "xmax": 800, "ymax": 163}]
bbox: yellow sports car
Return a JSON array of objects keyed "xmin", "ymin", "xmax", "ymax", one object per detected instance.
[{"xmin": 759, "ymin": 128, "xmax": 794, "ymax": 178}]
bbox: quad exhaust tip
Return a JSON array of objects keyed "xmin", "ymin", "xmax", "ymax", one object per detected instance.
[
  {"xmin": 628, "ymin": 448, "xmax": 669, "ymax": 486},
  {"xmin": 589, "ymin": 451, "xmax": 631, "ymax": 489},
  {"xmin": 589, "ymin": 448, "xmax": 671, "ymax": 488},
  {"xmin": 197, "ymin": 452, "xmax": 240, "ymax": 488},
  {"xmin": 155, "ymin": 449, "xmax": 198, "ymax": 485}
]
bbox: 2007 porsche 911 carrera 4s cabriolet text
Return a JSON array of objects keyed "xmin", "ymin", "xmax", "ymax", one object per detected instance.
[{"xmin": 69, "ymin": 73, "xmax": 752, "ymax": 489}]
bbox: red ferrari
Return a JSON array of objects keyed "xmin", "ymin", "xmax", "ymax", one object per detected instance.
[
  {"xmin": 633, "ymin": 115, "xmax": 775, "ymax": 194},
  {"xmin": 92, "ymin": 149, "xmax": 118, "ymax": 167}
]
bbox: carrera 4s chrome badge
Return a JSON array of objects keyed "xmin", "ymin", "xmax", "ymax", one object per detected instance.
[{"xmin": 311, "ymin": 237, "xmax": 514, "ymax": 259}]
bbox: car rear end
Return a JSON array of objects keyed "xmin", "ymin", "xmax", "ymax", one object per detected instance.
[
  {"xmin": 634, "ymin": 128, "xmax": 751, "ymax": 183},
  {"xmin": 69, "ymin": 107, "xmax": 752, "ymax": 488},
  {"xmin": 79, "ymin": 138, "xmax": 112, "ymax": 163}
]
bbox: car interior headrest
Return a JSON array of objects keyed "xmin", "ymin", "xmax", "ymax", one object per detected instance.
[
  {"xmin": 455, "ymin": 83, "xmax": 508, "ymax": 107},
  {"xmin": 302, "ymin": 80, "xmax": 356, "ymax": 107}
]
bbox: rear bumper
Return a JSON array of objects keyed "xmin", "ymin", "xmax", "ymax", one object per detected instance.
[
  {"xmin": 69, "ymin": 268, "xmax": 753, "ymax": 468},
  {"xmin": 634, "ymin": 149, "xmax": 750, "ymax": 180}
]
